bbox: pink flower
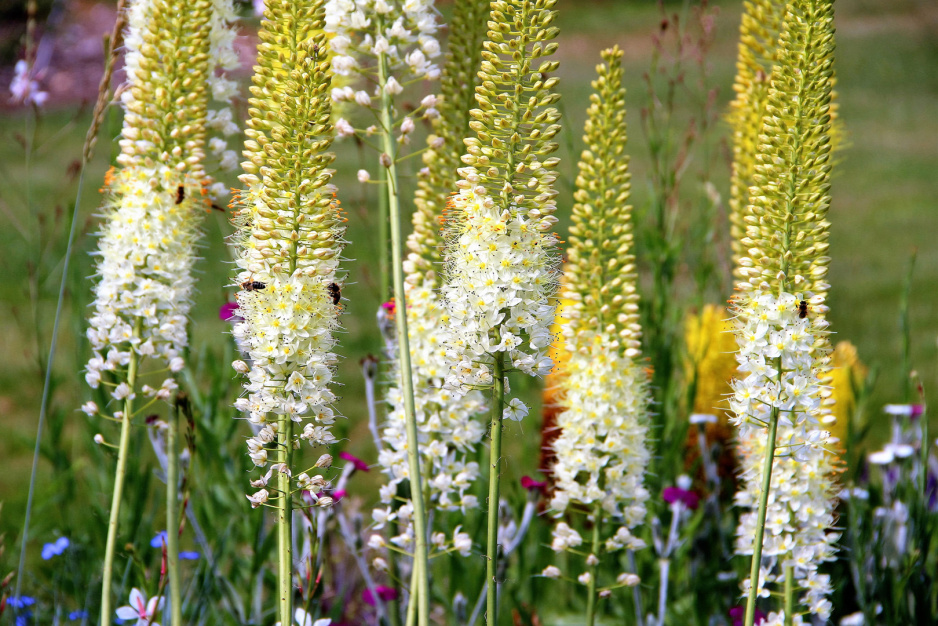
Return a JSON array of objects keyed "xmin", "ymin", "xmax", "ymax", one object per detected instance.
[
  {"xmin": 662, "ymin": 486, "xmax": 699, "ymax": 511},
  {"xmin": 520, "ymin": 475, "xmax": 547, "ymax": 493},
  {"xmin": 363, "ymin": 585, "xmax": 399, "ymax": 606},
  {"xmin": 116, "ymin": 588, "xmax": 164, "ymax": 626},
  {"xmin": 219, "ymin": 301, "xmax": 239, "ymax": 321},
  {"xmin": 339, "ymin": 451, "xmax": 369, "ymax": 472},
  {"xmin": 333, "ymin": 489, "xmax": 347, "ymax": 502},
  {"xmin": 381, "ymin": 300, "xmax": 396, "ymax": 315},
  {"xmin": 729, "ymin": 605, "xmax": 766, "ymax": 626}
]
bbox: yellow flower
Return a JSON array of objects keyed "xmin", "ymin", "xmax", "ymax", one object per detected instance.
[
  {"xmin": 827, "ymin": 341, "xmax": 867, "ymax": 450},
  {"xmin": 684, "ymin": 304, "xmax": 737, "ymax": 422}
]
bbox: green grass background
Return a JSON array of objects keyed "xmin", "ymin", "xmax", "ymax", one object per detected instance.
[{"xmin": 1, "ymin": 0, "xmax": 936, "ymax": 541}]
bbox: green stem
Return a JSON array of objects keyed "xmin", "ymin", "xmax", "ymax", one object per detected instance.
[
  {"xmin": 486, "ymin": 353, "xmax": 506, "ymax": 624},
  {"xmin": 167, "ymin": 400, "xmax": 182, "ymax": 625},
  {"xmin": 744, "ymin": 405, "xmax": 780, "ymax": 626},
  {"xmin": 585, "ymin": 502, "xmax": 602, "ymax": 626},
  {"xmin": 100, "ymin": 318, "xmax": 141, "ymax": 626},
  {"xmin": 378, "ymin": 165, "xmax": 390, "ymax": 300},
  {"xmin": 405, "ymin": 559, "xmax": 419, "ymax": 626},
  {"xmin": 783, "ymin": 564, "xmax": 793, "ymax": 626},
  {"xmin": 278, "ymin": 415, "xmax": 294, "ymax": 626},
  {"xmin": 377, "ymin": 40, "xmax": 430, "ymax": 626}
]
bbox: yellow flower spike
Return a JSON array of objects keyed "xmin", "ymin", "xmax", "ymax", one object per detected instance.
[
  {"xmin": 827, "ymin": 341, "xmax": 867, "ymax": 450},
  {"xmin": 408, "ymin": 0, "xmax": 491, "ymax": 285},
  {"xmin": 684, "ymin": 304, "xmax": 738, "ymax": 422},
  {"xmin": 230, "ymin": 2, "xmax": 345, "ymax": 624},
  {"xmin": 546, "ymin": 48, "xmax": 651, "ymax": 624}
]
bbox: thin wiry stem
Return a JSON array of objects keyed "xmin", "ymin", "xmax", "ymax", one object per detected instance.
[
  {"xmin": 376, "ymin": 33, "xmax": 430, "ymax": 626},
  {"xmin": 101, "ymin": 318, "xmax": 141, "ymax": 626}
]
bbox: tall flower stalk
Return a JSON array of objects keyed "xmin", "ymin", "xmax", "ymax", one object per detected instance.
[
  {"xmin": 729, "ymin": 0, "xmax": 840, "ymax": 623},
  {"xmin": 324, "ymin": 2, "xmax": 444, "ymax": 621},
  {"xmin": 439, "ymin": 1, "xmax": 563, "ymax": 620},
  {"xmin": 230, "ymin": 2, "xmax": 344, "ymax": 624},
  {"xmin": 371, "ymin": 0, "xmax": 491, "ymax": 614},
  {"xmin": 82, "ymin": 0, "xmax": 231, "ymax": 620},
  {"xmin": 545, "ymin": 47, "xmax": 650, "ymax": 626}
]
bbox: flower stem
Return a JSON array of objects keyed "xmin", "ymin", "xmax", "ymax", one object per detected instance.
[
  {"xmin": 377, "ymin": 40, "xmax": 430, "ymax": 626},
  {"xmin": 783, "ymin": 564, "xmax": 794, "ymax": 626},
  {"xmin": 744, "ymin": 405, "xmax": 780, "ymax": 626},
  {"xmin": 486, "ymin": 352, "xmax": 506, "ymax": 624},
  {"xmin": 167, "ymin": 399, "xmax": 182, "ymax": 625},
  {"xmin": 278, "ymin": 415, "xmax": 294, "ymax": 626},
  {"xmin": 100, "ymin": 317, "xmax": 141, "ymax": 626},
  {"xmin": 585, "ymin": 502, "xmax": 602, "ymax": 626}
]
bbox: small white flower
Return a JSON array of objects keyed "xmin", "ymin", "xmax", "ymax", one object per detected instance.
[
  {"xmin": 94, "ymin": 433, "xmax": 105, "ymax": 445},
  {"xmin": 81, "ymin": 401, "xmax": 99, "ymax": 416},
  {"xmin": 616, "ymin": 573, "xmax": 640, "ymax": 587},
  {"xmin": 335, "ymin": 118, "xmax": 355, "ymax": 137},
  {"xmin": 577, "ymin": 572, "xmax": 592, "ymax": 585},
  {"xmin": 503, "ymin": 398, "xmax": 528, "ymax": 422},
  {"xmin": 400, "ymin": 116, "xmax": 415, "ymax": 135},
  {"xmin": 246, "ymin": 489, "xmax": 269, "ymax": 508},
  {"xmin": 116, "ymin": 587, "xmax": 164, "ymax": 626},
  {"xmin": 357, "ymin": 169, "xmax": 371, "ymax": 183},
  {"xmin": 112, "ymin": 383, "xmax": 135, "ymax": 401},
  {"xmin": 354, "ymin": 90, "xmax": 372, "ymax": 107},
  {"xmin": 541, "ymin": 565, "xmax": 561, "ymax": 579},
  {"xmin": 384, "ymin": 76, "xmax": 403, "ymax": 95}
]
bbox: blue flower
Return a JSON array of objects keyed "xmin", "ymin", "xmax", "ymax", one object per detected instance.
[
  {"xmin": 7, "ymin": 596, "xmax": 36, "ymax": 609},
  {"xmin": 15, "ymin": 610, "xmax": 33, "ymax": 626},
  {"xmin": 68, "ymin": 610, "xmax": 88, "ymax": 621},
  {"xmin": 179, "ymin": 551, "xmax": 200, "ymax": 560},
  {"xmin": 41, "ymin": 536, "xmax": 70, "ymax": 560},
  {"xmin": 149, "ymin": 530, "xmax": 168, "ymax": 548}
]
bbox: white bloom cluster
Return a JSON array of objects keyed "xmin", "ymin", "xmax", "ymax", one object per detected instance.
[
  {"xmin": 440, "ymin": 184, "xmax": 558, "ymax": 401},
  {"xmin": 549, "ymin": 330, "xmax": 651, "ymax": 526},
  {"xmin": 85, "ymin": 166, "xmax": 199, "ymax": 392},
  {"xmin": 373, "ymin": 278, "xmax": 487, "ymax": 547},
  {"xmin": 324, "ymin": 0, "xmax": 441, "ymax": 81},
  {"xmin": 205, "ymin": 0, "xmax": 241, "ymax": 190},
  {"xmin": 232, "ymin": 274, "xmax": 341, "ymax": 442},
  {"xmin": 731, "ymin": 289, "xmax": 840, "ymax": 620}
]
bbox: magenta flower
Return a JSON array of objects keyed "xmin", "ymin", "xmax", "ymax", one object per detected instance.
[
  {"xmin": 520, "ymin": 475, "xmax": 547, "ymax": 493},
  {"xmin": 729, "ymin": 605, "xmax": 766, "ymax": 626},
  {"xmin": 363, "ymin": 585, "xmax": 399, "ymax": 606},
  {"xmin": 662, "ymin": 486, "xmax": 699, "ymax": 511},
  {"xmin": 333, "ymin": 489, "xmax": 347, "ymax": 502},
  {"xmin": 219, "ymin": 301, "xmax": 239, "ymax": 321},
  {"xmin": 339, "ymin": 451, "xmax": 369, "ymax": 472}
]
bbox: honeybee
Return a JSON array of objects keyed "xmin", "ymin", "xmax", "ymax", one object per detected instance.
[
  {"xmin": 798, "ymin": 300, "xmax": 809, "ymax": 319},
  {"xmin": 176, "ymin": 185, "xmax": 185, "ymax": 205},
  {"xmin": 327, "ymin": 282, "xmax": 341, "ymax": 306},
  {"xmin": 241, "ymin": 279, "xmax": 266, "ymax": 291}
]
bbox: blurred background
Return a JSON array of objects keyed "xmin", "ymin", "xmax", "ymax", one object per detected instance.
[{"xmin": 0, "ymin": 0, "xmax": 936, "ymax": 551}]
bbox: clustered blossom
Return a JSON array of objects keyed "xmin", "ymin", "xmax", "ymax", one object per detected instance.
[
  {"xmin": 731, "ymin": 289, "xmax": 840, "ymax": 621},
  {"xmin": 549, "ymin": 331, "xmax": 651, "ymax": 526},
  {"xmin": 204, "ymin": 0, "xmax": 243, "ymax": 194},
  {"xmin": 85, "ymin": 166, "xmax": 200, "ymax": 392},
  {"xmin": 324, "ymin": 0, "xmax": 441, "ymax": 82},
  {"xmin": 232, "ymin": 275, "xmax": 341, "ymax": 441},
  {"xmin": 440, "ymin": 185, "xmax": 558, "ymax": 403},
  {"xmin": 373, "ymin": 279, "xmax": 487, "ymax": 547}
]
